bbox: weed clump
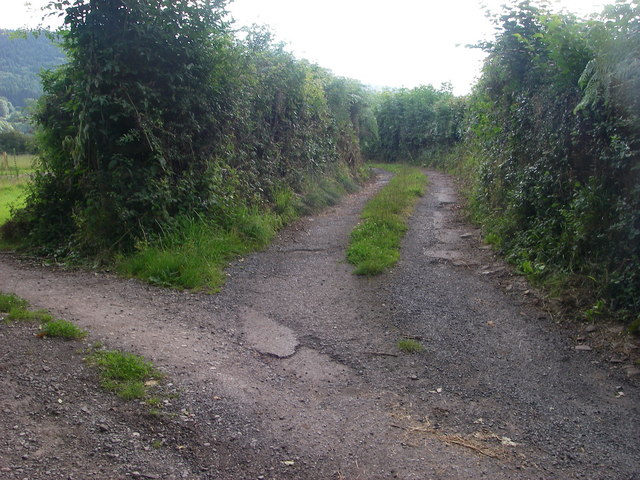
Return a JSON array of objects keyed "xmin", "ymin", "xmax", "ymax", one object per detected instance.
[
  {"xmin": 398, "ymin": 338, "xmax": 424, "ymax": 354},
  {"xmin": 41, "ymin": 319, "xmax": 87, "ymax": 340},
  {"xmin": 89, "ymin": 349, "xmax": 161, "ymax": 400},
  {"xmin": 5, "ymin": 308, "xmax": 54, "ymax": 323},
  {"xmin": 0, "ymin": 292, "xmax": 28, "ymax": 312}
]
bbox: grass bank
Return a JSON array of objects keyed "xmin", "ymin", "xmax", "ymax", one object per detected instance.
[
  {"xmin": 347, "ymin": 164, "xmax": 427, "ymax": 275},
  {"xmin": 118, "ymin": 170, "xmax": 362, "ymax": 292}
]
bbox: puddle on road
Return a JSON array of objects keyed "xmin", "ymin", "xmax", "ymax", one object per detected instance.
[
  {"xmin": 423, "ymin": 248, "xmax": 463, "ymax": 260},
  {"xmin": 280, "ymin": 347, "xmax": 353, "ymax": 385},
  {"xmin": 435, "ymin": 192, "xmax": 458, "ymax": 204},
  {"xmin": 243, "ymin": 308, "xmax": 298, "ymax": 358}
]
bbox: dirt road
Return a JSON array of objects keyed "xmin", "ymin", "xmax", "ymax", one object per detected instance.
[{"xmin": 0, "ymin": 170, "xmax": 638, "ymax": 479}]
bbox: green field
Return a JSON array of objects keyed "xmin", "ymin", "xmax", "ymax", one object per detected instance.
[
  {"xmin": 0, "ymin": 181, "xmax": 26, "ymax": 223},
  {"xmin": 0, "ymin": 153, "xmax": 35, "ymax": 176},
  {"xmin": 0, "ymin": 154, "xmax": 33, "ymax": 223}
]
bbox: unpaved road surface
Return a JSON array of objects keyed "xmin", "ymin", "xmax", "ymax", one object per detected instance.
[{"xmin": 1, "ymin": 170, "xmax": 638, "ymax": 479}]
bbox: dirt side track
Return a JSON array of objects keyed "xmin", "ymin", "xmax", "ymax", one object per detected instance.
[{"xmin": 0, "ymin": 170, "xmax": 638, "ymax": 479}]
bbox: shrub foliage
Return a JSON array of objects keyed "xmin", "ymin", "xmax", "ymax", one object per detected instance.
[
  {"xmin": 4, "ymin": 0, "xmax": 371, "ymax": 257},
  {"xmin": 367, "ymin": 84, "xmax": 465, "ymax": 164},
  {"xmin": 466, "ymin": 1, "xmax": 640, "ymax": 319},
  {"xmin": 368, "ymin": 1, "xmax": 639, "ymax": 321}
]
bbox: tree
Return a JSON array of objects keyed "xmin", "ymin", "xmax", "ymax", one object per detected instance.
[
  {"xmin": 17, "ymin": 0, "xmax": 235, "ymax": 254},
  {"xmin": 0, "ymin": 131, "xmax": 36, "ymax": 154},
  {"xmin": 0, "ymin": 97, "xmax": 13, "ymax": 118}
]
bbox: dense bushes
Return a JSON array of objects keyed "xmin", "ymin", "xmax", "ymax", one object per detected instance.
[
  {"xmin": 370, "ymin": 1, "xmax": 639, "ymax": 323},
  {"xmin": 368, "ymin": 84, "xmax": 465, "ymax": 163},
  {"xmin": 226, "ymin": 27, "xmax": 373, "ymax": 197},
  {"xmin": 463, "ymin": 1, "xmax": 640, "ymax": 321},
  {"xmin": 7, "ymin": 0, "xmax": 239, "ymax": 255},
  {"xmin": 4, "ymin": 0, "xmax": 370, "ymax": 258}
]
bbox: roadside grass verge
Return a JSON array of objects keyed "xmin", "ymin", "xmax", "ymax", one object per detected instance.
[
  {"xmin": 118, "ymin": 170, "xmax": 362, "ymax": 291},
  {"xmin": 298, "ymin": 172, "xmax": 360, "ymax": 215},
  {"xmin": 347, "ymin": 164, "xmax": 427, "ymax": 275},
  {"xmin": 117, "ymin": 208, "xmax": 282, "ymax": 291},
  {"xmin": 0, "ymin": 290, "xmax": 86, "ymax": 339},
  {"xmin": 88, "ymin": 349, "xmax": 162, "ymax": 401},
  {"xmin": 2, "ymin": 159, "xmax": 364, "ymax": 291}
]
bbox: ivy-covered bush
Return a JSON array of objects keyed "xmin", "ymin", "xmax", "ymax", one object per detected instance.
[
  {"xmin": 3, "ymin": 0, "xmax": 370, "ymax": 257},
  {"xmin": 364, "ymin": 1, "xmax": 639, "ymax": 322},
  {"xmin": 465, "ymin": 1, "xmax": 640, "ymax": 320}
]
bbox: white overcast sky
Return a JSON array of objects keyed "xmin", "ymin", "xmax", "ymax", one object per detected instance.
[{"xmin": 2, "ymin": 0, "xmax": 611, "ymax": 95}]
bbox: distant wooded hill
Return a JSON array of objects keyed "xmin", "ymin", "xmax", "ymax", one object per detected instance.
[{"xmin": 0, "ymin": 30, "xmax": 66, "ymax": 108}]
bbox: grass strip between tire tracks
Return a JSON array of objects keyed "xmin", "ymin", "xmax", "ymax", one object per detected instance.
[{"xmin": 347, "ymin": 164, "xmax": 427, "ymax": 275}]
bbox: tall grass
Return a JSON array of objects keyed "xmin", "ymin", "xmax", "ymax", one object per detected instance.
[
  {"xmin": 117, "ymin": 208, "xmax": 280, "ymax": 291},
  {"xmin": 347, "ymin": 164, "xmax": 427, "ymax": 275},
  {"xmin": 299, "ymin": 174, "xmax": 358, "ymax": 215},
  {"xmin": 118, "ymin": 169, "xmax": 363, "ymax": 291}
]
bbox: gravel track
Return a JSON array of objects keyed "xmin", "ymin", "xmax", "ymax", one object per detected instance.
[{"xmin": 0, "ymin": 169, "xmax": 638, "ymax": 479}]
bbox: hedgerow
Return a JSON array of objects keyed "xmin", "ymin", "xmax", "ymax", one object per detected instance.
[{"xmin": 2, "ymin": 0, "xmax": 374, "ymax": 258}]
